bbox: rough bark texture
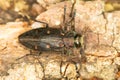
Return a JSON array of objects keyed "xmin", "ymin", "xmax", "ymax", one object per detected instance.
[{"xmin": 0, "ymin": 1, "xmax": 120, "ymax": 80}]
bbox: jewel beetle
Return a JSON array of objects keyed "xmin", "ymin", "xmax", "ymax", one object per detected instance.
[
  {"xmin": 18, "ymin": 0, "xmax": 86, "ymax": 59},
  {"xmin": 18, "ymin": 0, "xmax": 84, "ymax": 54},
  {"xmin": 18, "ymin": 23, "xmax": 82, "ymax": 53}
]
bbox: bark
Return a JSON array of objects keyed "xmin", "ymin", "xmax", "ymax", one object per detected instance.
[{"xmin": 0, "ymin": 1, "xmax": 120, "ymax": 80}]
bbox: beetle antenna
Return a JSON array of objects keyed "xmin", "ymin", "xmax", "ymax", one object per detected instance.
[
  {"xmin": 71, "ymin": 9, "xmax": 76, "ymax": 31},
  {"xmin": 64, "ymin": 0, "xmax": 76, "ymax": 32},
  {"xmin": 70, "ymin": 0, "xmax": 76, "ymax": 17},
  {"xmin": 63, "ymin": 5, "xmax": 67, "ymax": 31},
  {"xmin": 70, "ymin": 0, "xmax": 76, "ymax": 31}
]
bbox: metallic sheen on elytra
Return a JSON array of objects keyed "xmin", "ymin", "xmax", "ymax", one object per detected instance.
[{"xmin": 19, "ymin": 27, "xmax": 82, "ymax": 52}]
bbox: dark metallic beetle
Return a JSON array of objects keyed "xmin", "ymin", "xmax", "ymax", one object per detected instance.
[
  {"xmin": 19, "ymin": 26, "xmax": 82, "ymax": 52},
  {"xmin": 18, "ymin": 0, "xmax": 84, "ymax": 54},
  {"xmin": 18, "ymin": 0, "xmax": 87, "ymax": 61},
  {"xmin": 18, "ymin": 1, "xmax": 86, "ymax": 78}
]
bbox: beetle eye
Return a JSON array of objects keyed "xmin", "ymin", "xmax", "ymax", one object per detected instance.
[{"xmin": 74, "ymin": 34, "xmax": 81, "ymax": 48}]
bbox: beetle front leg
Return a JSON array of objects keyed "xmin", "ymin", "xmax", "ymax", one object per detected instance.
[{"xmin": 34, "ymin": 20, "xmax": 49, "ymax": 28}]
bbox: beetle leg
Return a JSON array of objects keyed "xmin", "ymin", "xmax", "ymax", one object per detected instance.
[
  {"xmin": 32, "ymin": 54, "xmax": 45, "ymax": 80},
  {"xmin": 16, "ymin": 50, "xmax": 32, "ymax": 61},
  {"xmin": 63, "ymin": 5, "xmax": 67, "ymax": 32},
  {"xmin": 80, "ymin": 48, "xmax": 87, "ymax": 63},
  {"xmin": 69, "ymin": 57, "xmax": 82, "ymax": 79},
  {"xmin": 16, "ymin": 50, "xmax": 45, "ymax": 79},
  {"xmin": 74, "ymin": 63, "xmax": 81, "ymax": 79},
  {"xmin": 29, "ymin": 51, "xmax": 46, "ymax": 80},
  {"xmin": 60, "ymin": 61, "xmax": 69, "ymax": 79},
  {"xmin": 34, "ymin": 20, "xmax": 49, "ymax": 28},
  {"xmin": 60, "ymin": 60, "xmax": 63, "ymax": 78},
  {"xmin": 16, "ymin": 50, "xmax": 42, "ymax": 60}
]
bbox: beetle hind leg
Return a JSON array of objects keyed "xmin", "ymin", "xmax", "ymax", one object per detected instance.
[{"xmin": 16, "ymin": 50, "xmax": 42, "ymax": 61}]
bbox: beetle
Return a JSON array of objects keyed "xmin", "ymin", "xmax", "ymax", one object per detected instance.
[
  {"xmin": 18, "ymin": 21, "xmax": 85, "ymax": 79},
  {"xmin": 18, "ymin": 0, "xmax": 83, "ymax": 54},
  {"xmin": 18, "ymin": 0, "xmax": 86, "ymax": 61},
  {"xmin": 18, "ymin": 0, "xmax": 86, "ymax": 79},
  {"xmin": 19, "ymin": 26, "xmax": 82, "ymax": 52}
]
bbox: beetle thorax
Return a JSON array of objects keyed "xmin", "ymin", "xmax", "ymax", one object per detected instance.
[{"xmin": 63, "ymin": 37, "xmax": 74, "ymax": 48}]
